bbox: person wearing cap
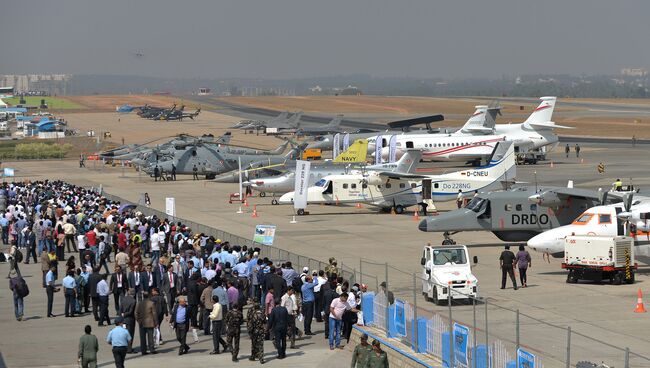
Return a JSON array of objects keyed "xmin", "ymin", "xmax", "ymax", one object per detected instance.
[
  {"xmin": 325, "ymin": 258, "xmax": 340, "ymax": 278},
  {"xmin": 351, "ymin": 333, "xmax": 372, "ymax": 368},
  {"xmin": 366, "ymin": 340, "xmax": 389, "ymax": 367},
  {"xmin": 379, "ymin": 282, "xmax": 395, "ymax": 305},
  {"xmin": 106, "ymin": 316, "xmax": 131, "ymax": 368}
]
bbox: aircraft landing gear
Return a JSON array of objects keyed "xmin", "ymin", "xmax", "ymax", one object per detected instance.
[
  {"xmin": 297, "ymin": 208, "xmax": 305, "ymax": 216},
  {"xmin": 394, "ymin": 205, "xmax": 405, "ymax": 214},
  {"xmin": 259, "ymin": 192, "xmax": 266, "ymax": 197},
  {"xmin": 442, "ymin": 231, "xmax": 457, "ymax": 245},
  {"xmin": 271, "ymin": 199, "xmax": 279, "ymax": 205}
]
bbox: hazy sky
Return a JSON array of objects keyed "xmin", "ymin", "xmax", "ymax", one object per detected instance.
[{"xmin": 2, "ymin": 0, "xmax": 649, "ymax": 79}]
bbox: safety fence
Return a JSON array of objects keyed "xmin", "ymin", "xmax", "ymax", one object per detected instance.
[
  {"xmin": 98, "ymin": 189, "xmax": 650, "ymax": 368},
  {"xmin": 357, "ymin": 259, "xmax": 650, "ymax": 368}
]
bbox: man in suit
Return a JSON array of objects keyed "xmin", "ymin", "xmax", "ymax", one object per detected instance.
[
  {"xmin": 118, "ymin": 289, "xmax": 137, "ymax": 354},
  {"xmin": 140, "ymin": 263, "xmax": 157, "ymax": 297},
  {"xmin": 268, "ymin": 297, "xmax": 289, "ymax": 359},
  {"xmin": 134, "ymin": 294, "xmax": 157, "ymax": 355},
  {"xmin": 86, "ymin": 266, "xmax": 102, "ymax": 321},
  {"xmin": 186, "ymin": 271, "xmax": 201, "ymax": 343},
  {"xmin": 171, "ymin": 296, "xmax": 190, "ymax": 355},
  {"xmin": 110, "ymin": 265, "xmax": 128, "ymax": 314},
  {"xmin": 128, "ymin": 265, "xmax": 143, "ymax": 301},
  {"xmin": 160, "ymin": 265, "xmax": 178, "ymax": 312}
]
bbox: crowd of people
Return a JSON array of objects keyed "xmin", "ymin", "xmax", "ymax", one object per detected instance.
[{"xmin": 3, "ymin": 180, "xmax": 389, "ymax": 367}]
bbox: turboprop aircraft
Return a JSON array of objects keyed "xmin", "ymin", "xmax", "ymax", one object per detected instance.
[
  {"xmin": 279, "ymin": 141, "xmax": 515, "ymax": 214},
  {"xmin": 527, "ymin": 191, "xmax": 650, "ymax": 258},
  {"xmin": 418, "ymin": 184, "xmax": 612, "ymax": 245}
]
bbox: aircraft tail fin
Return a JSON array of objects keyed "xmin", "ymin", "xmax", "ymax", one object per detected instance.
[
  {"xmin": 327, "ymin": 115, "xmax": 343, "ymax": 128},
  {"xmin": 480, "ymin": 141, "xmax": 516, "ymax": 181},
  {"xmin": 270, "ymin": 141, "xmax": 290, "ymax": 155},
  {"xmin": 287, "ymin": 111, "xmax": 303, "ymax": 128},
  {"xmin": 393, "ymin": 149, "xmax": 422, "ymax": 174},
  {"xmin": 270, "ymin": 111, "xmax": 289, "ymax": 124},
  {"xmin": 523, "ymin": 96, "xmax": 557, "ymax": 128},
  {"xmin": 460, "ymin": 105, "xmax": 499, "ymax": 133},
  {"xmin": 284, "ymin": 142, "xmax": 307, "ymax": 160},
  {"xmin": 333, "ymin": 139, "xmax": 368, "ymax": 163}
]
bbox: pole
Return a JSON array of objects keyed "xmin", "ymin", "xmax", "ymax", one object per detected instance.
[
  {"xmin": 516, "ymin": 309, "xmax": 520, "ymax": 353},
  {"xmin": 413, "ymin": 273, "xmax": 418, "ymax": 351},
  {"xmin": 359, "ymin": 259, "xmax": 363, "ymax": 285},
  {"xmin": 625, "ymin": 348, "xmax": 630, "ymax": 368},
  {"xmin": 473, "ymin": 298, "xmax": 477, "ymax": 368},
  {"xmin": 448, "ymin": 289, "xmax": 454, "ymax": 367},
  {"xmin": 385, "ymin": 262, "xmax": 389, "ymax": 335},
  {"xmin": 566, "ymin": 327, "xmax": 571, "ymax": 368},
  {"xmin": 485, "ymin": 299, "xmax": 489, "ymax": 368}
]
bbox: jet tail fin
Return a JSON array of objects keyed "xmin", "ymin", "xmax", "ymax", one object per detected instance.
[
  {"xmin": 327, "ymin": 115, "xmax": 343, "ymax": 128},
  {"xmin": 523, "ymin": 96, "xmax": 557, "ymax": 129},
  {"xmin": 269, "ymin": 141, "xmax": 290, "ymax": 155},
  {"xmin": 393, "ymin": 149, "xmax": 422, "ymax": 174},
  {"xmin": 287, "ymin": 111, "xmax": 303, "ymax": 128},
  {"xmin": 460, "ymin": 105, "xmax": 499, "ymax": 134},
  {"xmin": 333, "ymin": 139, "xmax": 368, "ymax": 163},
  {"xmin": 481, "ymin": 141, "xmax": 516, "ymax": 181}
]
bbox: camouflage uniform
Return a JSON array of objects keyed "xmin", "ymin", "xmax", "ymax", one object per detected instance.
[
  {"xmin": 246, "ymin": 304, "xmax": 266, "ymax": 363},
  {"xmin": 325, "ymin": 258, "xmax": 340, "ymax": 278},
  {"xmin": 225, "ymin": 307, "xmax": 243, "ymax": 361}
]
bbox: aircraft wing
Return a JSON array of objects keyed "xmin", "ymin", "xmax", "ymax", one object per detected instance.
[
  {"xmin": 377, "ymin": 171, "xmax": 429, "ymax": 179},
  {"xmin": 529, "ymin": 187, "xmax": 601, "ymax": 207}
]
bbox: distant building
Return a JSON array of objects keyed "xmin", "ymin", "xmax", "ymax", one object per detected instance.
[
  {"xmin": 0, "ymin": 74, "xmax": 71, "ymax": 95},
  {"xmin": 197, "ymin": 87, "xmax": 212, "ymax": 96},
  {"xmin": 620, "ymin": 68, "xmax": 648, "ymax": 77}
]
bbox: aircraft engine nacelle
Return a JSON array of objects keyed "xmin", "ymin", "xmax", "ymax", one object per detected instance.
[
  {"xmin": 362, "ymin": 175, "xmax": 383, "ymax": 186},
  {"xmin": 379, "ymin": 146, "xmax": 405, "ymax": 161},
  {"xmin": 528, "ymin": 192, "xmax": 562, "ymax": 207}
]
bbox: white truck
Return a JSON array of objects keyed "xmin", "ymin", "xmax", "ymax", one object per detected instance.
[
  {"xmin": 562, "ymin": 235, "xmax": 636, "ymax": 285},
  {"xmin": 421, "ymin": 244, "xmax": 478, "ymax": 305}
]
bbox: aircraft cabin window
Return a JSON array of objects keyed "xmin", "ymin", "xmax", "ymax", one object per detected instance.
[
  {"xmin": 399, "ymin": 183, "xmax": 405, "ymax": 188},
  {"xmin": 599, "ymin": 214, "xmax": 612, "ymax": 223},
  {"xmin": 342, "ymin": 184, "xmax": 348, "ymax": 189},
  {"xmin": 406, "ymin": 142, "xmax": 414, "ymax": 148},
  {"xmin": 516, "ymin": 204, "xmax": 523, "ymax": 211},
  {"xmin": 362, "ymin": 183, "xmax": 368, "ymax": 189},
  {"xmin": 351, "ymin": 184, "xmax": 357, "ymax": 189},
  {"xmin": 411, "ymin": 183, "xmax": 417, "ymax": 188},
  {"xmin": 434, "ymin": 183, "xmax": 439, "ymax": 189},
  {"xmin": 385, "ymin": 183, "xmax": 392, "ymax": 189},
  {"xmin": 505, "ymin": 204, "xmax": 512, "ymax": 211}
]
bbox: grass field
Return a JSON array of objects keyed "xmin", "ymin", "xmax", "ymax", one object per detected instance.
[{"xmin": 2, "ymin": 96, "xmax": 85, "ymax": 109}]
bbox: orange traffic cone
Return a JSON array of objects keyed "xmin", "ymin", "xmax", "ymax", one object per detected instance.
[
  {"xmin": 335, "ymin": 196, "xmax": 340, "ymax": 206},
  {"xmin": 413, "ymin": 210, "xmax": 420, "ymax": 221},
  {"xmin": 634, "ymin": 288, "xmax": 647, "ymax": 313},
  {"xmin": 251, "ymin": 205, "xmax": 259, "ymax": 218},
  {"xmin": 391, "ymin": 207, "xmax": 396, "ymax": 215},
  {"xmin": 244, "ymin": 199, "xmax": 249, "ymax": 207},
  {"xmin": 356, "ymin": 203, "xmax": 363, "ymax": 209}
]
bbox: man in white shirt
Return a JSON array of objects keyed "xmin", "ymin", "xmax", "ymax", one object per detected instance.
[
  {"xmin": 150, "ymin": 231, "xmax": 160, "ymax": 266},
  {"xmin": 280, "ymin": 287, "xmax": 299, "ymax": 349}
]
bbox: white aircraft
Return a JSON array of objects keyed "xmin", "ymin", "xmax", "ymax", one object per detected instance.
[
  {"xmin": 374, "ymin": 97, "xmax": 570, "ymax": 162},
  {"xmin": 279, "ymin": 141, "xmax": 515, "ymax": 214},
  {"xmin": 527, "ymin": 192, "xmax": 650, "ymax": 257}
]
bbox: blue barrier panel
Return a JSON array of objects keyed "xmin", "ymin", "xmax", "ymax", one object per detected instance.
[
  {"xmin": 387, "ymin": 305, "xmax": 397, "ymax": 338},
  {"xmin": 416, "ymin": 317, "xmax": 427, "ymax": 353},
  {"xmin": 506, "ymin": 361, "xmax": 516, "ymax": 368},
  {"xmin": 442, "ymin": 332, "xmax": 451, "ymax": 368},
  {"xmin": 362, "ymin": 293, "xmax": 374, "ymax": 325},
  {"xmin": 473, "ymin": 345, "xmax": 490, "ymax": 368}
]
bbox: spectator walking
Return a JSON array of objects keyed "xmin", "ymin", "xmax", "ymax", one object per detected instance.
[
  {"xmin": 78, "ymin": 325, "xmax": 99, "ymax": 368},
  {"xmin": 516, "ymin": 245, "xmax": 532, "ymax": 287},
  {"xmin": 499, "ymin": 245, "xmax": 518, "ymax": 290},
  {"xmin": 225, "ymin": 303, "xmax": 243, "ymax": 362},
  {"xmin": 106, "ymin": 317, "xmax": 131, "ymax": 368},
  {"xmin": 268, "ymin": 297, "xmax": 289, "ymax": 359}
]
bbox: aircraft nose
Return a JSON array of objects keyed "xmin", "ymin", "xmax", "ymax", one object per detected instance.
[{"xmin": 418, "ymin": 219, "xmax": 428, "ymax": 232}]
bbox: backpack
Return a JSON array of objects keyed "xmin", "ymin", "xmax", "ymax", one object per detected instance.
[
  {"xmin": 14, "ymin": 277, "xmax": 29, "ymax": 298},
  {"xmin": 13, "ymin": 249, "xmax": 23, "ymax": 263}
]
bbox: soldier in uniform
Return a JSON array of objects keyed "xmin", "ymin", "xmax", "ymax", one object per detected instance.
[
  {"xmin": 246, "ymin": 301, "xmax": 266, "ymax": 364},
  {"xmin": 325, "ymin": 257, "xmax": 340, "ymax": 278},
  {"xmin": 351, "ymin": 333, "xmax": 373, "ymax": 367},
  {"xmin": 366, "ymin": 339, "xmax": 389, "ymax": 368},
  {"xmin": 225, "ymin": 302, "xmax": 243, "ymax": 362}
]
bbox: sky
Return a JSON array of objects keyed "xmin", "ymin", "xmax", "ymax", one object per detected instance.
[{"xmin": 1, "ymin": 0, "xmax": 649, "ymax": 79}]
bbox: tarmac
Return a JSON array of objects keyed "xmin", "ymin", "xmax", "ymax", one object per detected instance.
[{"xmin": 2, "ymin": 110, "xmax": 650, "ymax": 367}]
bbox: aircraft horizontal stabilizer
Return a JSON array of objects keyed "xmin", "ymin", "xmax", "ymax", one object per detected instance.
[{"xmin": 527, "ymin": 121, "xmax": 573, "ymax": 130}]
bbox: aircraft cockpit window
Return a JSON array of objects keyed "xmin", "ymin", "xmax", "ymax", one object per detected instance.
[
  {"xmin": 191, "ymin": 150, "xmax": 197, "ymax": 156},
  {"xmin": 599, "ymin": 214, "xmax": 612, "ymax": 224},
  {"xmin": 433, "ymin": 249, "xmax": 467, "ymax": 265},
  {"xmin": 466, "ymin": 197, "xmax": 485, "ymax": 212},
  {"xmin": 314, "ymin": 179, "xmax": 327, "ymax": 187},
  {"xmin": 342, "ymin": 184, "xmax": 348, "ymax": 189},
  {"xmin": 515, "ymin": 204, "xmax": 523, "ymax": 211},
  {"xmin": 573, "ymin": 213, "xmax": 593, "ymax": 224}
]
